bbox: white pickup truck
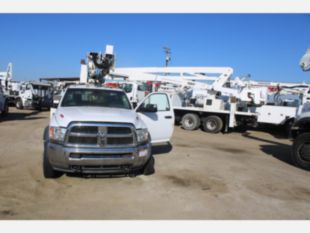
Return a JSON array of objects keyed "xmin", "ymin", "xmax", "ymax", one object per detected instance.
[{"xmin": 43, "ymin": 85, "xmax": 174, "ymax": 178}]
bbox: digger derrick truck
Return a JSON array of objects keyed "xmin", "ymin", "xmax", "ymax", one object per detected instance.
[
  {"xmin": 43, "ymin": 45, "xmax": 174, "ymax": 178},
  {"xmin": 16, "ymin": 81, "xmax": 53, "ymax": 110},
  {"xmin": 0, "ymin": 63, "xmax": 11, "ymax": 117},
  {"xmin": 291, "ymin": 47, "xmax": 310, "ymax": 170}
]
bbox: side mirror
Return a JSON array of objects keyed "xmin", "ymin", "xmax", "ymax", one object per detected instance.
[
  {"xmin": 52, "ymin": 99, "xmax": 59, "ymax": 108},
  {"xmin": 140, "ymin": 103, "xmax": 157, "ymax": 113}
]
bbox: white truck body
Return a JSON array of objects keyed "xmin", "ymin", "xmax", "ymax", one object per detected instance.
[{"xmin": 256, "ymin": 105, "xmax": 298, "ymax": 125}]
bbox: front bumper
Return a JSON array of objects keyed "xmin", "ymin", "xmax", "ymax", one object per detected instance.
[{"xmin": 46, "ymin": 142, "xmax": 151, "ymax": 174}]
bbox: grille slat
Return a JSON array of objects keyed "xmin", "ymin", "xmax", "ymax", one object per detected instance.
[
  {"xmin": 69, "ymin": 132, "xmax": 98, "ymax": 137},
  {"xmin": 68, "ymin": 136, "xmax": 98, "ymax": 145},
  {"xmin": 65, "ymin": 123, "xmax": 135, "ymax": 148},
  {"xmin": 106, "ymin": 133, "xmax": 133, "ymax": 138},
  {"xmin": 107, "ymin": 137, "xmax": 133, "ymax": 145},
  {"xmin": 70, "ymin": 126, "xmax": 98, "ymax": 134},
  {"xmin": 107, "ymin": 127, "xmax": 131, "ymax": 134}
]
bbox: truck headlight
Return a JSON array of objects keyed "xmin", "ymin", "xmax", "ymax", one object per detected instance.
[
  {"xmin": 136, "ymin": 128, "xmax": 149, "ymax": 144},
  {"xmin": 49, "ymin": 127, "xmax": 67, "ymax": 144}
]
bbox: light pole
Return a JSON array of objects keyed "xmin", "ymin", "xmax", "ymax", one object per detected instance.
[{"xmin": 163, "ymin": 47, "xmax": 171, "ymax": 67}]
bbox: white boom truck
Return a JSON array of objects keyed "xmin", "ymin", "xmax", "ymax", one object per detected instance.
[
  {"xmin": 43, "ymin": 46, "xmax": 174, "ymax": 178},
  {"xmin": 291, "ymin": 47, "xmax": 310, "ymax": 170},
  {"xmin": 0, "ymin": 63, "xmax": 22, "ymax": 105},
  {"xmin": 16, "ymin": 81, "xmax": 53, "ymax": 110},
  {"xmin": 112, "ymin": 67, "xmax": 304, "ymax": 134},
  {"xmin": 0, "ymin": 63, "xmax": 11, "ymax": 117},
  {"xmin": 0, "ymin": 63, "xmax": 12, "ymax": 92}
]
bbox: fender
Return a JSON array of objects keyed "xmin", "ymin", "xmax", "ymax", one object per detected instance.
[
  {"xmin": 292, "ymin": 117, "xmax": 310, "ymax": 129},
  {"xmin": 291, "ymin": 117, "xmax": 310, "ymax": 139}
]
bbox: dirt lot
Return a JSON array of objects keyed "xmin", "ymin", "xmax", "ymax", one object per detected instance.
[{"xmin": 0, "ymin": 108, "xmax": 309, "ymax": 220}]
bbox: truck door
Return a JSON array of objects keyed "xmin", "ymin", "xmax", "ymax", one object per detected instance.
[
  {"xmin": 0, "ymin": 89, "xmax": 4, "ymax": 110},
  {"xmin": 23, "ymin": 84, "xmax": 32, "ymax": 101},
  {"xmin": 135, "ymin": 92, "xmax": 174, "ymax": 144}
]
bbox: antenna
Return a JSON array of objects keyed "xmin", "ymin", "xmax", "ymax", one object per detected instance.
[{"xmin": 163, "ymin": 47, "xmax": 171, "ymax": 67}]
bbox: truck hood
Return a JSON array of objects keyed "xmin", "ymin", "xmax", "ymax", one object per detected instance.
[{"xmin": 52, "ymin": 106, "xmax": 145, "ymax": 129}]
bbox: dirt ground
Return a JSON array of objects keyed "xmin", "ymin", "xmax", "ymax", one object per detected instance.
[{"xmin": 0, "ymin": 108, "xmax": 309, "ymax": 220}]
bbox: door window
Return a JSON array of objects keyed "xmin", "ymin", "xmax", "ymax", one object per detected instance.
[{"xmin": 141, "ymin": 93, "xmax": 170, "ymax": 111}]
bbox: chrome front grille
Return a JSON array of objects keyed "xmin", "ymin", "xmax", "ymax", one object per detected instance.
[{"xmin": 65, "ymin": 123, "xmax": 135, "ymax": 148}]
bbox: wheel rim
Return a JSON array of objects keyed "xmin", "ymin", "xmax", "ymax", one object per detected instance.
[
  {"xmin": 207, "ymin": 120, "xmax": 217, "ymax": 131},
  {"xmin": 184, "ymin": 118, "xmax": 194, "ymax": 128},
  {"xmin": 298, "ymin": 143, "xmax": 310, "ymax": 162}
]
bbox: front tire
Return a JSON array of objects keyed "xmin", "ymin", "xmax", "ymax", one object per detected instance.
[
  {"xmin": 292, "ymin": 133, "xmax": 310, "ymax": 170},
  {"xmin": 16, "ymin": 99, "xmax": 23, "ymax": 109},
  {"xmin": 43, "ymin": 145, "xmax": 63, "ymax": 178},
  {"xmin": 202, "ymin": 115, "xmax": 223, "ymax": 134},
  {"xmin": 143, "ymin": 156, "xmax": 155, "ymax": 175}
]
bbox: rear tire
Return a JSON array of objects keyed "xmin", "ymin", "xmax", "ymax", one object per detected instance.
[
  {"xmin": 16, "ymin": 99, "xmax": 23, "ymax": 109},
  {"xmin": 143, "ymin": 156, "xmax": 155, "ymax": 176},
  {"xmin": 202, "ymin": 115, "xmax": 223, "ymax": 134},
  {"xmin": 43, "ymin": 145, "xmax": 63, "ymax": 178},
  {"xmin": 181, "ymin": 113, "xmax": 200, "ymax": 130},
  {"xmin": 292, "ymin": 133, "xmax": 310, "ymax": 171}
]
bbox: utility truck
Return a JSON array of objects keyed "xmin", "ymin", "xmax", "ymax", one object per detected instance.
[
  {"xmin": 112, "ymin": 67, "xmax": 307, "ymax": 134},
  {"xmin": 43, "ymin": 45, "xmax": 174, "ymax": 178},
  {"xmin": 0, "ymin": 63, "xmax": 12, "ymax": 92},
  {"xmin": 16, "ymin": 81, "xmax": 53, "ymax": 110},
  {"xmin": 0, "ymin": 63, "xmax": 21, "ymax": 106},
  {"xmin": 103, "ymin": 80, "xmax": 148, "ymax": 108},
  {"xmin": 0, "ymin": 63, "xmax": 11, "ymax": 114}
]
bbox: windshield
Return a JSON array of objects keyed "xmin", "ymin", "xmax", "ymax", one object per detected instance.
[
  {"xmin": 32, "ymin": 84, "xmax": 50, "ymax": 96},
  {"xmin": 61, "ymin": 88, "xmax": 131, "ymax": 109},
  {"xmin": 119, "ymin": 83, "xmax": 133, "ymax": 93},
  {"xmin": 33, "ymin": 85, "xmax": 50, "ymax": 90}
]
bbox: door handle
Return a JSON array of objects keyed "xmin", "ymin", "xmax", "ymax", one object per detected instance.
[{"xmin": 165, "ymin": 116, "xmax": 172, "ymax": 119}]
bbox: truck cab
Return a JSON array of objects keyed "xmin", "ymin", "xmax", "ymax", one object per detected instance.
[
  {"xmin": 16, "ymin": 81, "xmax": 53, "ymax": 110},
  {"xmin": 43, "ymin": 85, "xmax": 174, "ymax": 178},
  {"xmin": 103, "ymin": 80, "xmax": 146, "ymax": 108}
]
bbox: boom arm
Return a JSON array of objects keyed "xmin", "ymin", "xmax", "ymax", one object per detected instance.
[
  {"xmin": 80, "ymin": 45, "xmax": 115, "ymax": 85},
  {"xmin": 300, "ymin": 47, "xmax": 310, "ymax": 72}
]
